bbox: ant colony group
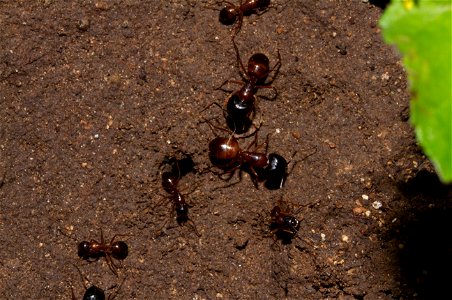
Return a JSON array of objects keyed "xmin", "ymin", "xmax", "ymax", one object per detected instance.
[{"xmin": 70, "ymin": 1, "xmax": 311, "ymax": 298}]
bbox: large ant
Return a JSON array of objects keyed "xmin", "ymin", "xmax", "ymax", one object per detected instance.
[
  {"xmin": 218, "ymin": 0, "xmax": 271, "ymax": 35},
  {"xmin": 208, "ymin": 127, "xmax": 288, "ymax": 189},
  {"xmin": 77, "ymin": 231, "xmax": 128, "ymax": 276},
  {"xmin": 206, "ymin": 38, "xmax": 281, "ymax": 134},
  {"xmin": 155, "ymin": 157, "xmax": 199, "ymax": 237}
]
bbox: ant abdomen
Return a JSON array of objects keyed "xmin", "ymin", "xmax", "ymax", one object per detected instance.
[
  {"xmin": 208, "ymin": 137, "xmax": 240, "ymax": 169},
  {"xmin": 263, "ymin": 153, "xmax": 288, "ymax": 190}
]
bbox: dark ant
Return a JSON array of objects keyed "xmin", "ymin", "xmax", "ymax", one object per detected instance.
[
  {"xmin": 207, "ymin": 126, "xmax": 288, "ymax": 189},
  {"xmin": 71, "ymin": 264, "xmax": 125, "ymax": 300},
  {"xmin": 218, "ymin": 0, "xmax": 271, "ymax": 35},
  {"xmin": 155, "ymin": 157, "xmax": 200, "ymax": 237},
  {"xmin": 270, "ymin": 205, "xmax": 300, "ymax": 241},
  {"xmin": 77, "ymin": 230, "xmax": 128, "ymax": 276},
  {"xmin": 207, "ymin": 38, "xmax": 281, "ymax": 134}
]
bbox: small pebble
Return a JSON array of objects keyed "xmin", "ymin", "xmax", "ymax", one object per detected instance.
[
  {"xmin": 77, "ymin": 17, "xmax": 90, "ymax": 31},
  {"xmin": 372, "ymin": 201, "xmax": 382, "ymax": 209}
]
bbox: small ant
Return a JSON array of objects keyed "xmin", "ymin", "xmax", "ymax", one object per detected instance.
[
  {"xmin": 218, "ymin": 0, "xmax": 271, "ymax": 35},
  {"xmin": 270, "ymin": 205, "xmax": 300, "ymax": 241},
  {"xmin": 71, "ymin": 264, "xmax": 125, "ymax": 300},
  {"xmin": 268, "ymin": 197, "xmax": 320, "ymax": 245},
  {"xmin": 207, "ymin": 126, "xmax": 288, "ymax": 189},
  {"xmin": 78, "ymin": 230, "xmax": 128, "ymax": 276},
  {"xmin": 206, "ymin": 38, "xmax": 281, "ymax": 134},
  {"xmin": 155, "ymin": 157, "xmax": 199, "ymax": 237}
]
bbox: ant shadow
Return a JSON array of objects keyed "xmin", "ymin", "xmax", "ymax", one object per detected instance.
[{"xmin": 386, "ymin": 169, "xmax": 452, "ymax": 298}]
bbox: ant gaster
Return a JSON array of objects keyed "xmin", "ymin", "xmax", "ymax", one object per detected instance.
[
  {"xmin": 210, "ymin": 38, "xmax": 281, "ymax": 134},
  {"xmin": 73, "ymin": 285, "xmax": 106, "ymax": 300},
  {"xmin": 155, "ymin": 157, "xmax": 199, "ymax": 237},
  {"xmin": 77, "ymin": 230, "xmax": 128, "ymax": 276},
  {"xmin": 219, "ymin": 0, "xmax": 271, "ymax": 35},
  {"xmin": 208, "ymin": 128, "xmax": 288, "ymax": 189}
]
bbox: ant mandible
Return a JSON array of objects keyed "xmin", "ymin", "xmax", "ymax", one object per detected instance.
[
  {"xmin": 207, "ymin": 124, "xmax": 288, "ymax": 189},
  {"xmin": 205, "ymin": 38, "xmax": 281, "ymax": 134},
  {"xmin": 155, "ymin": 157, "xmax": 200, "ymax": 237},
  {"xmin": 77, "ymin": 230, "xmax": 128, "ymax": 276},
  {"xmin": 219, "ymin": 0, "xmax": 271, "ymax": 35}
]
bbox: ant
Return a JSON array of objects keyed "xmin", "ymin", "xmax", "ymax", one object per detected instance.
[
  {"xmin": 218, "ymin": 0, "xmax": 271, "ymax": 35},
  {"xmin": 268, "ymin": 197, "xmax": 320, "ymax": 245},
  {"xmin": 77, "ymin": 230, "xmax": 128, "ymax": 276},
  {"xmin": 154, "ymin": 156, "xmax": 200, "ymax": 237},
  {"xmin": 71, "ymin": 264, "xmax": 125, "ymax": 300},
  {"xmin": 205, "ymin": 38, "xmax": 281, "ymax": 134},
  {"xmin": 207, "ymin": 123, "xmax": 288, "ymax": 189},
  {"xmin": 270, "ymin": 205, "xmax": 300, "ymax": 241}
]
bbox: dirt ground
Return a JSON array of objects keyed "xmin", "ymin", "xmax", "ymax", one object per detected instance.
[{"xmin": 1, "ymin": 0, "xmax": 451, "ymax": 299}]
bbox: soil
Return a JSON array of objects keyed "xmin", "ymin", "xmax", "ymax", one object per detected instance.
[{"xmin": 1, "ymin": 0, "xmax": 451, "ymax": 299}]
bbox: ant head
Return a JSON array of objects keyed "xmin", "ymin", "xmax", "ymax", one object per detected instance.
[
  {"xmin": 248, "ymin": 53, "xmax": 270, "ymax": 81},
  {"xmin": 111, "ymin": 241, "xmax": 128, "ymax": 260},
  {"xmin": 77, "ymin": 241, "xmax": 91, "ymax": 259},
  {"xmin": 175, "ymin": 202, "xmax": 189, "ymax": 223},
  {"xmin": 284, "ymin": 215, "xmax": 300, "ymax": 232},
  {"xmin": 219, "ymin": 6, "xmax": 238, "ymax": 25}
]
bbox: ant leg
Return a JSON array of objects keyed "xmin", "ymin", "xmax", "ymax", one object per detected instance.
[
  {"xmin": 107, "ymin": 277, "xmax": 126, "ymax": 300},
  {"xmin": 200, "ymin": 101, "xmax": 224, "ymax": 114},
  {"xmin": 100, "ymin": 229, "xmax": 105, "ymax": 245},
  {"xmin": 232, "ymin": 38, "xmax": 248, "ymax": 80},
  {"xmin": 186, "ymin": 219, "xmax": 201, "ymax": 237},
  {"xmin": 72, "ymin": 263, "xmax": 89, "ymax": 290},
  {"xmin": 216, "ymin": 79, "xmax": 243, "ymax": 93},
  {"xmin": 232, "ymin": 12, "xmax": 244, "ymax": 37},
  {"xmin": 154, "ymin": 206, "xmax": 175, "ymax": 238},
  {"xmin": 108, "ymin": 233, "xmax": 132, "ymax": 245},
  {"xmin": 264, "ymin": 49, "xmax": 282, "ymax": 85},
  {"xmin": 105, "ymin": 253, "xmax": 119, "ymax": 276},
  {"xmin": 256, "ymin": 85, "xmax": 278, "ymax": 101}
]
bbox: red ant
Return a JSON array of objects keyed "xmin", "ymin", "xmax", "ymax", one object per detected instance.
[
  {"xmin": 154, "ymin": 157, "xmax": 200, "ymax": 237},
  {"xmin": 205, "ymin": 38, "xmax": 281, "ymax": 134},
  {"xmin": 207, "ymin": 122, "xmax": 288, "ymax": 189},
  {"xmin": 77, "ymin": 230, "xmax": 128, "ymax": 276},
  {"xmin": 218, "ymin": 0, "xmax": 271, "ymax": 35},
  {"xmin": 71, "ymin": 264, "xmax": 125, "ymax": 300}
]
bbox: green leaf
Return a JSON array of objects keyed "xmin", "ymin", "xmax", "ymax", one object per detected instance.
[{"xmin": 380, "ymin": 0, "xmax": 452, "ymax": 183}]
